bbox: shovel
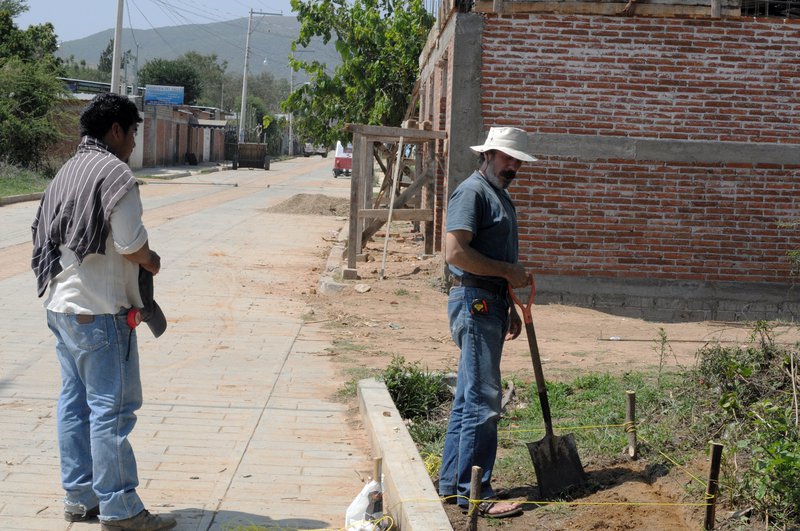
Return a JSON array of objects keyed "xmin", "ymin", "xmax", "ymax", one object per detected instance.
[{"xmin": 509, "ymin": 275, "xmax": 586, "ymax": 498}]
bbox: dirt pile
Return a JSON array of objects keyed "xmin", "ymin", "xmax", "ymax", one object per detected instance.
[{"xmin": 266, "ymin": 193, "xmax": 349, "ymax": 216}]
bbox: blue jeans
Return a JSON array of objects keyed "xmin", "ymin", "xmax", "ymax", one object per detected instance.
[
  {"xmin": 438, "ymin": 287, "xmax": 509, "ymax": 508},
  {"xmin": 47, "ymin": 310, "xmax": 145, "ymax": 521}
]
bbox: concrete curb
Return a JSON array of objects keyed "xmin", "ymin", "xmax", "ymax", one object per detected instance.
[
  {"xmin": 0, "ymin": 192, "xmax": 43, "ymax": 206},
  {"xmin": 357, "ymin": 379, "xmax": 453, "ymax": 531},
  {"xmin": 320, "ymin": 222, "xmax": 451, "ymax": 529},
  {"xmin": 0, "ymin": 165, "xmax": 226, "ymax": 207}
]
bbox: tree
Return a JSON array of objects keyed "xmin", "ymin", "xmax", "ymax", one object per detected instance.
[
  {"xmin": 96, "ymin": 38, "xmax": 130, "ymax": 83},
  {"xmin": 61, "ymin": 55, "xmax": 108, "ymax": 82},
  {"xmin": 138, "ymin": 57, "xmax": 202, "ymax": 105},
  {"xmin": 283, "ymin": 0, "xmax": 433, "ymax": 147},
  {"xmin": 0, "ymin": 10, "xmax": 65, "ymax": 169},
  {"xmin": 98, "ymin": 39, "xmax": 113, "ymax": 74},
  {"xmin": 249, "ymin": 71, "xmax": 288, "ymax": 113},
  {"xmin": 182, "ymin": 51, "xmax": 227, "ymax": 108},
  {"xmin": 0, "ymin": 0, "xmax": 28, "ymax": 17}
]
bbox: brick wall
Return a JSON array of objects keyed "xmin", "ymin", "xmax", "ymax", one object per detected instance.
[
  {"xmin": 514, "ymin": 159, "xmax": 799, "ymax": 282},
  {"xmin": 482, "ymin": 15, "xmax": 800, "ymax": 143},
  {"xmin": 481, "ymin": 14, "xmax": 800, "ymax": 285}
]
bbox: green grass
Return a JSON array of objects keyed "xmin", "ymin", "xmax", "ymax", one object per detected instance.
[
  {"xmin": 0, "ymin": 163, "xmax": 50, "ymax": 197},
  {"xmin": 334, "ymin": 366, "xmax": 382, "ymax": 401},
  {"xmin": 494, "ymin": 370, "xmax": 696, "ymax": 487}
]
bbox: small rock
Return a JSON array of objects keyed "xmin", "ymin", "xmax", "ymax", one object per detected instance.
[{"xmin": 355, "ymin": 284, "xmax": 371, "ymax": 293}]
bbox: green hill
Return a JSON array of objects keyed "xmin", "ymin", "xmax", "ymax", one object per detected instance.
[{"xmin": 55, "ymin": 16, "xmax": 339, "ymax": 84}]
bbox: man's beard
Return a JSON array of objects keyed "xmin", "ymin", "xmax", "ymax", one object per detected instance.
[{"xmin": 484, "ymin": 165, "xmax": 516, "ymax": 189}]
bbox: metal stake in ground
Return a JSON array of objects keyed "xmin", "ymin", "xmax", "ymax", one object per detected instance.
[{"xmin": 509, "ymin": 275, "xmax": 586, "ymax": 498}]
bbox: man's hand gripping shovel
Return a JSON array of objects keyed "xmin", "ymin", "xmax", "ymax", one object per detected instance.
[{"xmin": 509, "ymin": 275, "xmax": 587, "ymax": 498}]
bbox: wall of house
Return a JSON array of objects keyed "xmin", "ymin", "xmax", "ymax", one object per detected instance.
[{"xmin": 419, "ymin": 11, "xmax": 800, "ymax": 320}]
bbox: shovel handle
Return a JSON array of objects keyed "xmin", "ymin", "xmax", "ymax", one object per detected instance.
[
  {"xmin": 507, "ymin": 274, "xmax": 535, "ymax": 325},
  {"xmin": 508, "ymin": 276, "xmax": 554, "ymax": 437}
]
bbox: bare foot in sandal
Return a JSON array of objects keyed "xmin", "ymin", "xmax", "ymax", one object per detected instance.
[{"xmin": 464, "ymin": 501, "xmax": 523, "ymax": 518}]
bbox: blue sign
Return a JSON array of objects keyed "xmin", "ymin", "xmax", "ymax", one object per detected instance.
[{"xmin": 144, "ymin": 85, "xmax": 184, "ymax": 106}]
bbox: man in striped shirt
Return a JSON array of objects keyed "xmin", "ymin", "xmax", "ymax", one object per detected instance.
[{"xmin": 31, "ymin": 93, "xmax": 175, "ymax": 531}]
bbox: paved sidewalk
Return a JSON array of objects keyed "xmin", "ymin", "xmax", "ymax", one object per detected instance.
[{"xmin": 0, "ymin": 158, "xmax": 374, "ymax": 530}]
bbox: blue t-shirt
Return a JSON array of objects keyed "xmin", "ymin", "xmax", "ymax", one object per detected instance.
[{"xmin": 446, "ymin": 171, "xmax": 518, "ymax": 282}]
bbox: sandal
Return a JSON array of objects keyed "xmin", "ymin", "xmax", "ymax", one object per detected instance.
[{"xmin": 463, "ymin": 500, "xmax": 523, "ymax": 518}]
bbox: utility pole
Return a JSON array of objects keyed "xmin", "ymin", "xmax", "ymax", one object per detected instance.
[
  {"xmin": 239, "ymin": 9, "xmax": 280, "ymax": 143},
  {"xmin": 110, "ymin": 0, "xmax": 124, "ymax": 94}
]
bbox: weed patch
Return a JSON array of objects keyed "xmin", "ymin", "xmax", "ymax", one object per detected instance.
[
  {"xmin": 382, "ymin": 322, "xmax": 799, "ymax": 528},
  {"xmin": 0, "ymin": 162, "xmax": 51, "ymax": 197}
]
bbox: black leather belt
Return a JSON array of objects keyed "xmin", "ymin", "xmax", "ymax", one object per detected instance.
[{"xmin": 451, "ymin": 276, "xmax": 508, "ymax": 296}]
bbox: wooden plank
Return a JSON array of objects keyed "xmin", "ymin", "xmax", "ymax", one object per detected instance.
[
  {"xmin": 358, "ymin": 209, "xmax": 434, "ymax": 221},
  {"xmin": 361, "ymin": 165, "xmax": 433, "ymax": 245},
  {"xmin": 345, "ymin": 123, "xmax": 447, "ymax": 142}
]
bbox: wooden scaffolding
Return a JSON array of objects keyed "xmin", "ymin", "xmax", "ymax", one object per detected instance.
[{"xmin": 343, "ymin": 123, "xmax": 447, "ymax": 279}]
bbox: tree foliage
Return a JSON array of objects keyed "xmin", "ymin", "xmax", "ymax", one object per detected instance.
[
  {"xmin": 61, "ymin": 54, "xmax": 109, "ymax": 82},
  {"xmin": 138, "ymin": 57, "xmax": 202, "ymax": 105},
  {"xmin": 283, "ymin": 0, "xmax": 433, "ymax": 147},
  {"xmin": 98, "ymin": 39, "xmax": 113, "ymax": 74},
  {"xmin": 0, "ymin": 0, "xmax": 27, "ymax": 17},
  {"xmin": 184, "ymin": 51, "xmax": 227, "ymax": 108},
  {"xmin": 0, "ymin": 6, "xmax": 66, "ymax": 170}
]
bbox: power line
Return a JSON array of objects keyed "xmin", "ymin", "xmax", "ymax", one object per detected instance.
[{"xmin": 128, "ymin": 0, "xmax": 182, "ymax": 56}]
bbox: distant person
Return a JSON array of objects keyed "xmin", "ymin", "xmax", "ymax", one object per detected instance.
[
  {"xmin": 31, "ymin": 92, "xmax": 175, "ymax": 531},
  {"xmin": 438, "ymin": 127, "xmax": 536, "ymax": 518}
]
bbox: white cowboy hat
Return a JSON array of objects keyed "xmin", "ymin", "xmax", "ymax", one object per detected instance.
[{"xmin": 470, "ymin": 127, "xmax": 537, "ymax": 162}]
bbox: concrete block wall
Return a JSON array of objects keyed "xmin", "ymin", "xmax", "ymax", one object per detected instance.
[{"xmin": 480, "ymin": 14, "xmax": 800, "ymax": 286}]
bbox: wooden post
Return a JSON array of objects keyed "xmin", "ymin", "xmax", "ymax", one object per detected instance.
[
  {"xmin": 344, "ymin": 132, "xmax": 364, "ymax": 278},
  {"xmin": 413, "ymin": 142, "xmax": 423, "ymax": 233},
  {"xmin": 467, "ymin": 465, "xmax": 482, "ymax": 531},
  {"xmin": 423, "ymin": 139, "xmax": 435, "ymax": 255},
  {"xmin": 372, "ymin": 457, "xmax": 382, "ymax": 483},
  {"xmin": 624, "ymin": 390, "xmax": 638, "ymax": 459},
  {"xmin": 703, "ymin": 442, "xmax": 724, "ymax": 530}
]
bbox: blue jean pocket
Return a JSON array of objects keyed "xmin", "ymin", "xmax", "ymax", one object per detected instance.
[{"xmin": 66, "ymin": 315, "xmax": 110, "ymax": 352}]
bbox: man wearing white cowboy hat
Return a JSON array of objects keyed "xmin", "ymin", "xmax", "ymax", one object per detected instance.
[{"xmin": 438, "ymin": 126, "xmax": 535, "ymax": 518}]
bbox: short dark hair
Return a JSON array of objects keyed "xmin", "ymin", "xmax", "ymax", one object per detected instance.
[{"xmin": 79, "ymin": 92, "xmax": 142, "ymax": 138}]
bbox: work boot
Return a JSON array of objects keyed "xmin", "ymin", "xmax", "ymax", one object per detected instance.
[
  {"xmin": 100, "ymin": 509, "xmax": 176, "ymax": 531},
  {"xmin": 64, "ymin": 505, "xmax": 99, "ymax": 522}
]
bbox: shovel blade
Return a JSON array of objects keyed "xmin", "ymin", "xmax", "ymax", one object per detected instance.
[{"xmin": 527, "ymin": 433, "xmax": 586, "ymax": 498}]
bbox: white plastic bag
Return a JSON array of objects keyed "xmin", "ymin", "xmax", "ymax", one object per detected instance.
[{"xmin": 345, "ymin": 479, "xmax": 383, "ymax": 531}]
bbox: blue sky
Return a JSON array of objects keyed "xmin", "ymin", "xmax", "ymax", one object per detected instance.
[{"xmin": 16, "ymin": 0, "xmax": 296, "ymax": 43}]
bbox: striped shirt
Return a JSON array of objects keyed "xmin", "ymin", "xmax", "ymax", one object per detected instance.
[{"xmin": 31, "ymin": 136, "xmax": 139, "ymax": 298}]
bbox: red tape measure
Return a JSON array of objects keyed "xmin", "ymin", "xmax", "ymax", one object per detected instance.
[{"xmin": 127, "ymin": 308, "xmax": 142, "ymax": 329}]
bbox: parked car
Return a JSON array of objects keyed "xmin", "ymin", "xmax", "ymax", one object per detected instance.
[
  {"xmin": 333, "ymin": 141, "xmax": 353, "ymax": 178},
  {"xmin": 303, "ymin": 142, "xmax": 328, "ymax": 157}
]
